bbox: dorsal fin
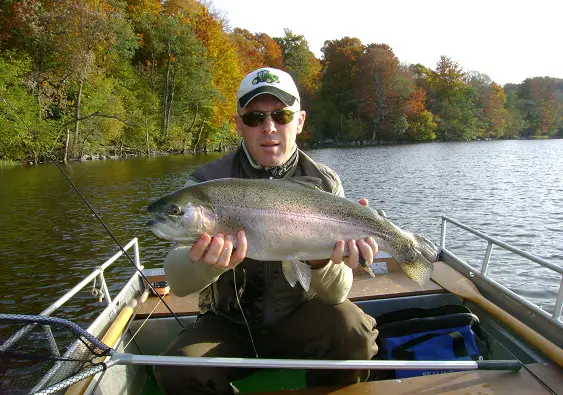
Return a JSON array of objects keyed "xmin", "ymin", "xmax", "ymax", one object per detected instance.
[{"xmin": 369, "ymin": 206, "xmax": 388, "ymax": 218}]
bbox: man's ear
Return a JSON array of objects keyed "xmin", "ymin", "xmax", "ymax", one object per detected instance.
[
  {"xmin": 234, "ymin": 114, "xmax": 243, "ymax": 137},
  {"xmin": 296, "ymin": 110, "xmax": 307, "ymax": 135}
]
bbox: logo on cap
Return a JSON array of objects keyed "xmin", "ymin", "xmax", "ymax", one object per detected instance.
[{"xmin": 252, "ymin": 70, "xmax": 280, "ymax": 85}]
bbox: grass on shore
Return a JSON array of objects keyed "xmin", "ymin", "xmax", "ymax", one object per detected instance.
[{"xmin": 0, "ymin": 160, "xmax": 19, "ymax": 168}]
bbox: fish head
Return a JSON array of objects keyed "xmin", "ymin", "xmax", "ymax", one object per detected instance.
[{"xmin": 147, "ymin": 188, "xmax": 217, "ymax": 243}]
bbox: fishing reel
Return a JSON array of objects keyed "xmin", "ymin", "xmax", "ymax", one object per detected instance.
[{"xmin": 150, "ymin": 280, "xmax": 171, "ymax": 297}]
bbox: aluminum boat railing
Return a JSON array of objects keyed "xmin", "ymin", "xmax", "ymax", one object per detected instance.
[
  {"xmin": 0, "ymin": 237, "xmax": 141, "ymax": 354},
  {"xmin": 439, "ymin": 215, "xmax": 563, "ymax": 327}
]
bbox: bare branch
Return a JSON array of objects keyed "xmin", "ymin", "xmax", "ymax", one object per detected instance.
[{"xmin": 62, "ymin": 111, "xmax": 137, "ymax": 127}]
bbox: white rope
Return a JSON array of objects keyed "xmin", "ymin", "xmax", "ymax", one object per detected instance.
[
  {"xmin": 123, "ymin": 298, "xmax": 161, "ymax": 350},
  {"xmin": 233, "ymin": 269, "xmax": 259, "ymax": 358}
]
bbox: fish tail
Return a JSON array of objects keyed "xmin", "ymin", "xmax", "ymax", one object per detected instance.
[
  {"xmin": 400, "ymin": 261, "xmax": 434, "ymax": 286},
  {"xmin": 395, "ymin": 234, "xmax": 437, "ymax": 287},
  {"xmin": 415, "ymin": 234, "xmax": 438, "ymax": 262}
]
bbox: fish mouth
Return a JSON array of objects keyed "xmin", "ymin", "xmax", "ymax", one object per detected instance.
[{"xmin": 147, "ymin": 215, "xmax": 182, "ymax": 242}]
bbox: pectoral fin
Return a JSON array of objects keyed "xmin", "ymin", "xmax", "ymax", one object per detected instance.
[{"xmin": 281, "ymin": 260, "xmax": 312, "ymax": 292}]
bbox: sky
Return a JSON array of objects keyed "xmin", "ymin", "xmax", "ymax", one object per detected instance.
[{"xmin": 208, "ymin": 0, "xmax": 562, "ymax": 86}]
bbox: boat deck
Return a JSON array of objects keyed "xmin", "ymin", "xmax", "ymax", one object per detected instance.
[
  {"xmin": 260, "ymin": 363, "xmax": 563, "ymax": 395},
  {"xmin": 134, "ymin": 258, "xmax": 563, "ymax": 395},
  {"xmin": 137, "ymin": 258, "xmax": 445, "ymax": 318}
]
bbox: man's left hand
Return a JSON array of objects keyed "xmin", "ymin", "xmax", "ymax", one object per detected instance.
[{"xmin": 308, "ymin": 197, "xmax": 378, "ymax": 270}]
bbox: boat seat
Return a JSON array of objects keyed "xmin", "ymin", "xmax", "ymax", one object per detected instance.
[
  {"xmin": 137, "ymin": 258, "xmax": 445, "ymax": 318},
  {"xmin": 254, "ymin": 362, "xmax": 563, "ymax": 395}
]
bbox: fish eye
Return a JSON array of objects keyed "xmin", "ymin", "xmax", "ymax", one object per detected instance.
[{"xmin": 168, "ymin": 205, "xmax": 182, "ymax": 215}]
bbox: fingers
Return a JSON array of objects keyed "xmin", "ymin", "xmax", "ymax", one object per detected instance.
[
  {"xmin": 357, "ymin": 237, "xmax": 376, "ymax": 265},
  {"xmin": 344, "ymin": 239, "xmax": 360, "ymax": 269},
  {"xmin": 202, "ymin": 233, "xmax": 225, "ymax": 265},
  {"xmin": 216, "ymin": 234, "xmax": 233, "ymax": 268},
  {"xmin": 343, "ymin": 237, "xmax": 378, "ymax": 270},
  {"xmin": 364, "ymin": 236, "xmax": 378, "ymax": 258},
  {"xmin": 189, "ymin": 231, "xmax": 247, "ymax": 269},
  {"xmin": 229, "ymin": 231, "xmax": 247, "ymax": 268},
  {"xmin": 330, "ymin": 240, "xmax": 346, "ymax": 264},
  {"xmin": 189, "ymin": 233, "xmax": 212, "ymax": 262}
]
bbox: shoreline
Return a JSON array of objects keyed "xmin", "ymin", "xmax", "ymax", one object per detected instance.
[{"xmin": 1, "ymin": 136, "xmax": 559, "ymax": 168}]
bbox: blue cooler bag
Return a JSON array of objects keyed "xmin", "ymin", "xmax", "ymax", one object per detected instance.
[{"xmin": 376, "ymin": 305, "xmax": 489, "ymax": 379}]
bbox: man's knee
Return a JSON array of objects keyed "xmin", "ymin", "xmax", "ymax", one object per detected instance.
[{"xmin": 330, "ymin": 301, "xmax": 379, "ymax": 359}]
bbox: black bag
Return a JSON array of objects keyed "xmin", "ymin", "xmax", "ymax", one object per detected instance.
[{"xmin": 375, "ymin": 305, "xmax": 490, "ymax": 378}]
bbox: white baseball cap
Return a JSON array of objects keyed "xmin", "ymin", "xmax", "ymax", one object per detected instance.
[{"xmin": 237, "ymin": 67, "xmax": 300, "ymax": 108}]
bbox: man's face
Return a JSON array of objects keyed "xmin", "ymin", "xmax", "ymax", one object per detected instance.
[{"xmin": 235, "ymin": 95, "xmax": 306, "ymax": 167}]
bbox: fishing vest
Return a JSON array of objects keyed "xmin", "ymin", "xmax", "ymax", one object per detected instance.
[{"xmin": 189, "ymin": 146, "xmax": 342, "ymax": 328}]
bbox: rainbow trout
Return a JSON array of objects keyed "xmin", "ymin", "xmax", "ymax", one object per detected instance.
[{"xmin": 147, "ymin": 177, "xmax": 437, "ymax": 290}]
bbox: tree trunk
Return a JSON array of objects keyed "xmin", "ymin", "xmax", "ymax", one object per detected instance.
[
  {"xmin": 161, "ymin": 39, "xmax": 171, "ymax": 142},
  {"xmin": 165, "ymin": 73, "xmax": 175, "ymax": 144},
  {"xmin": 193, "ymin": 122, "xmax": 204, "ymax": 154},
  {"xmin": 145, "ymin": 114, "xmax": 150, "ymax": 155},
  {"xmin": 73, "ymin": 80, "xmax": 84, "ymax": 158},
  {"xmin": 64, "ymin": 128, "xmax": 70, "ymax": 162},
  {"xmin": 183, "ymin": 103, "xmax": 199, "ymax": 154}
]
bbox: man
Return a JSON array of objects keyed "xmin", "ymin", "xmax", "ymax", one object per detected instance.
[{"xmin": 154, "ymin": 67, "xmax": 379, "ymax": 394}]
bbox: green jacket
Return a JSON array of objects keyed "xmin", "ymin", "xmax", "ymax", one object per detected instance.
[{"xmin": 162, "ymin": 146, "xmax": 353, "ymax": 327}]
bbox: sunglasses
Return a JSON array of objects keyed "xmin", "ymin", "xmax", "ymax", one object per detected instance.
[{"xmin": 239, "ymin": 110, "xmax": 298, "ymax": 127}]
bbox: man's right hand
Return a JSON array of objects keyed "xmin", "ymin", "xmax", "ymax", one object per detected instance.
[{"xmin": 189, "ymin": 230, "xmax": 247, "ymax": 269}]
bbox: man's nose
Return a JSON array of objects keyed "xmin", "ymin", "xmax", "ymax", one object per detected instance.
[{"xmin": 261, "ymin": 114, "xmax": 277, "ymax": 133}]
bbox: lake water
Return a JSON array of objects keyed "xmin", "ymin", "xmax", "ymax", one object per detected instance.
[{"xmin": 0, "ymin": 140, "xmax": 561, "ymax": 325}]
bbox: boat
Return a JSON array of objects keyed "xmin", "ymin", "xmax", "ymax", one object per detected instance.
[{"xmin": 1, "ymin": 215, "xmax": 562, "ymax": 394}]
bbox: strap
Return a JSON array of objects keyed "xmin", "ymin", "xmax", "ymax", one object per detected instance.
[
  {"xmin": 391, "ymin": 331, "xmax": 468, "ymax": 360},
  {"xmin": 449, "ymin": 331, "xmax": 468, "ymax": 358}
]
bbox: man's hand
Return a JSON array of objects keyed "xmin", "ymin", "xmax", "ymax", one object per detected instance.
[
  {"xmin": 308, "ymin": 197, "xmax": 379, "ymax": 270},
  {"xmin": 189, "ymin": 230, "xmax": 247, "ymax": 269}
]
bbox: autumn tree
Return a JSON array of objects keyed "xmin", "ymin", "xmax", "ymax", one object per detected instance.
[
  {"xmin": 229, "ymin": 28, "xmax": 264, "ymax": 74},
  {"xmin": 316, "ymin": 37, "xmax": 364, "ymax": 141},
  {"xmin": 275, "ymin": 29, "xmax": 320, "ymax": 94},
  {"xmin": 403, "ymin": 87, "xmax": 436, "ymax": 141},
  {"xmin": 229, "ymin": 29, "xmax": 284, "ymax": 74},
  {"xmin": 516, "ymin": 77, "xmax": 563, "ymax": 137},
  {"xmin": 0, "ymin": 51, "xmax": 52, "ymax": 162},
  {"xmin": 426, "ymin": 56, "xmax": 483, "ymax": 140},
  {"xmin": 354, "ymin": 44, "xmax": 404, "ymax": 141},
  {"xmin": 188, "ymin": 3, "xmax": 243, "ymax": 151},
  {"xmin": 256, "ymin": 33, "xmax": 284, "ymax": 69}
]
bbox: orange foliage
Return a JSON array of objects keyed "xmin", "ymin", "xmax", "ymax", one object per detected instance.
[
  {"xmin": 404, "ymin": 87, "xmax": 427, "ymax": 117},
  {"xmin": 190, "ymin": 6, "xmax": 242, "ymax": 126},
  {"xmin": 482, "ymin": 82, "xmax": 507, "ymax": 136},
  {"xmin": 257, "ymin": 33, "xmax": 284, "ymax": 69},
  {"xmin": 127, "ymin": 0, "xmax": 162, "ymax": 17},
  {"xmin": 230, "ymin": 28, "xmax": 264, "ymax": 74},
  {"xmin": 163, "ymin": 0, "xmax": 199, "ymax": 22}
]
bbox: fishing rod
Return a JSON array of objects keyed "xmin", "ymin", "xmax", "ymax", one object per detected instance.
[{"xmin": 51, "ymin": 158, "xmax": 185, "ymax": 330}]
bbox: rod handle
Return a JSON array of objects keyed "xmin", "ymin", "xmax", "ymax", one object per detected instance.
[{"xmin": 477, "ymin": 360, "xmax": 521, "ymax": 371}]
